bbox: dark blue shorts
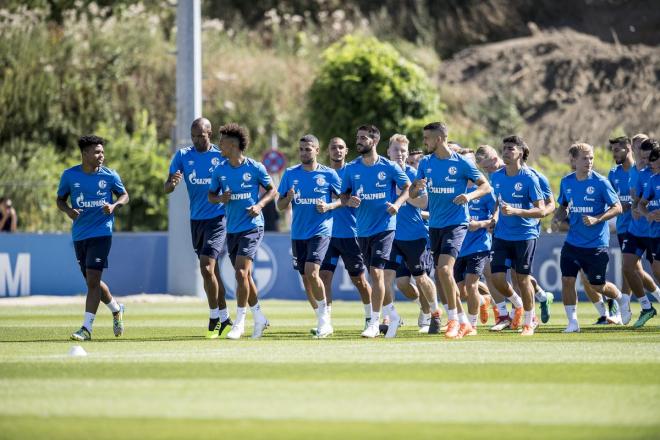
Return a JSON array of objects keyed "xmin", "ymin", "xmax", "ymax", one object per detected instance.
[
  {"xmin": 320, "ymin": 237, "xmax": 365, "ymax": 276},
  {"xmin": 74, "ymin": 235, "xmax": 112, "ymax": 274},
  {"xmin": 190, "ymin": 214, "xmax": 226, "ymax": 260},
  {"xmin": 560, "ymin": 243, "xmax": 609, "ymax": 285},
  {"xmin": 617, "ymin": 232, "xmax": 627, "ymax": 250},
  {"xmin": 491, "ymin": 238, "xmax": 537, "ymax": 275},
  {"xmin": 384, "ymin": 238, "xmax": 428, "ymax": 277},
  {"xmin": 226, "ymin": 227, "xmax": 263, "ymax": 266},
  {"xmin": 429, "ymin": 224, "xmax": 468, "ymax": 263},
  {"xmin": 292, "ymin": 235, "xmax": 331, "ymax": 275},
  {"xmin": 621, "ymin": 232, "xmax": 654, "ymax": 263},
  {"xmin": 651, "ymin": 238, "xmax": 660, "ymax": 263},
  {"xmin": 454, "ymin": 251, "xmax": 490, "ymax": 283},
  {"xmin": 358, "ymin": 230, "xmax": 395, "ymax": 270}
]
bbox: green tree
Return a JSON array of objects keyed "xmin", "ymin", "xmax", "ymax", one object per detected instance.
[{"xmin": 308, "ymin": 35, "xmax": 439, "ymax": 158}]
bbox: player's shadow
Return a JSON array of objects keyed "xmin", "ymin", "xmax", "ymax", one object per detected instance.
[{"xmin": 0, "ymin": 335, "xmax": 205, "ymax": 343}]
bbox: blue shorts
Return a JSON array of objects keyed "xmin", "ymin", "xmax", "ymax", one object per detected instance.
[
  {"xmin": 190, "ymin": 214, "xmax": 226, "ymax": 260},
  {"xmin": 385, "ymin": 238, "xmax": 428, "ymax": 277},
  {"xmin": 621, "ymin": 232, "xmax": 654, "ymax": 263},
  {"xmin": 358, "ymin": 230, "xmax": 395, "ymax": 270},
  {"xmin": 491, "ymin": 238, "xmax": 537, "ymax": 275},
  {"xmin": 429, "ymin": 224, "xmax": 468, "ymax": 263},
  {"xmin": 74, "ymin": 235, "xmax": 112, "ymax": 274},
  {"xmin": 292, "ymin": 236, "xmax": 331, "ymax": 275},
  {"xmin": 226, "ymin": 227, "xmax": 263, "ymax": 266},
  {"xmin": 651, "ymin": 238, "xmax": 660, "ymax": 262},
  {"xmin": 454, "ymin": 251, "xmax": 490, "ymax": 283},
  {"xmin": 320, "ymin": 237, "xmax": 365, "ymax": 276},
  {"xmin": 560, "ymin": 243, "xmax": 609, "ymax": 285}
]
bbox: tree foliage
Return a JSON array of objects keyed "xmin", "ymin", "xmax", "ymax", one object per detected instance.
[{"xmin": 308, "ymin": 35, "xmax": 439, "ymax": 158}]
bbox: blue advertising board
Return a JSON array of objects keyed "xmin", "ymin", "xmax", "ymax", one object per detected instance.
[{"xmin": 0, "ymin": 232, "xmax": 625, "ymax": 300}]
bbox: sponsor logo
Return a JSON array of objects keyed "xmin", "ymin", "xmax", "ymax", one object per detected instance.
[
  {"xmin": 355, "ymin": 174, "xmax": 360, "ymax": 179},
  {"xmin": 188, "ymin": 160, "xmax": 195, "ymax": 166},
  {"xmin": 220, "ymin": 175, "xmax": 227, "ymax": 180},
  {"xmin": 230, "ymin": 193, "xmax": 252, "ymax": 201},
  {"xmin": 242, "ymin": 172, "xmax": 252, "ymax": 182},
  {"xmin": 570, "ymin": 205, "xmax": 594, "ymax": 213},
  {"xmin": 426, "ymin": 168, "xmax": 432, "ymax": 173},
  {"xmin": 429, "ymin": 187, "xmax": 455, "ymax": 194},
  {"xmin": 98, "ymin": 180, "xmax": 107, "ymax": 189},
  {"xmin": 375, "ymin": 182, "xmax": 387, "ymax": 188},
  {"xmin": 514, "ymin": 182, "xmax": 523, "ymax": 191},
  {"xmin": 75, "ymin": 194, "xmax": 105, "ymax": 209},
  {"xmin": 96, "ymin": 191, "xmax": 107, "ymax": 197},
  {"xmin": 240, "ymin": 182, "xmax": 253, "ymax": 189},
  {"xmin": 95, "ymin": 258, "xmax": 102, "ymax": 263},
  {"xmin": 566, "ymin": 188, "xmax": 572, "ymax": 194},
  {"xmin": 220, "ymin": 242, "xmax": 278, "ymax": 298},
  {"xmin": 74, "ymin": 183, "xmax": 80, "ymax": 188},
  {"xmin": 313, "ymin": 187, "xmax": 327, "ymax": 194},
  {"xmin": 188, "ymin": 169, "xmax": 211, "ymax": 185},
  {"xmin": 511, "ymin": 193, "xmax": 524, "ymax": 198}
]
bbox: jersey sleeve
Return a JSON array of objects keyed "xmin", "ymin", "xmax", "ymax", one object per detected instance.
[
  {"xmin": 485, "ymin": 191, "xmax": 497, "ymax": 215},
  {"xmin": 415, "ymin": 158, "xmax": 427, "ymax": 181},
  {"xmin": 463, "ymin": 158, "xmax": 483, "ymax": 183},
  {"xmin": 527, "ymin": 174, "xmax": 544, "ymax": 203},
  {"xmin": 537, "ymin": 173, "xmax": 553, "ymax": 200},
  {"xmin": 111, "ymin": 170, "xmax": 127, "ymax": 196},
  {"xmin": 57, "ymin": 170, "xmax": 70, "ymax": 198},
  {"xmin": 328, "ymin": 169, "xmax": 341, "ymax": 196},
  {"xmin": 277, "ymin": 170, "xmax": 291, "ymax": 196},
  {"xmin": 169, "ymin": 151, "xmax": 183, "ymax": 176},
  {"xmin": 340, "ymin": 165, "xmax": 352, "ymax": 194},
  {"xmin": 557, "ymin": 177, "xmax": 568, "ymax": 206},
  {"xmin": 600, "ymin": 178, "xmax": 619, "ymax": 207},
  {"xmin": 392, "ymin": 162, "xmax": 410, "ymax": 189},
  {"xmin": 209, "ymin": 166, "xmax": 222, "ymax": 194},
  {"xmin": 257, "ymin": 163, "xmax": 272, "ymax": 189},
  {"xmin": 643, "ymin": 178, "xmax": 654, "ymax": 201}
]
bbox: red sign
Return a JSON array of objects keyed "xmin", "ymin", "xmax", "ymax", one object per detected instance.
[{"xmin": 262, "ymin": 148, "xmax": 287, "ymax": 173}]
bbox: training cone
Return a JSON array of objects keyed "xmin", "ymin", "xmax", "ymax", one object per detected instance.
[{"xmin": 68, "ymin": 345, "xmax": 87, "ymax": 357}]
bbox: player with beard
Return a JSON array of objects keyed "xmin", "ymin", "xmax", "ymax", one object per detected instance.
[
  {"xmin": 318, "ymin": 137, "xmax": 373, "ymax": 331},
  {"xmin": 410, "ymin": 122, "xmax": 491, "ymax": 338},
  {"xmin": 340, "ymin": 125, "xmax": 411, "ymax": 338},
  {"xmin": 277, "ymin": 135, "xmax": 341, "ymax": 337}
]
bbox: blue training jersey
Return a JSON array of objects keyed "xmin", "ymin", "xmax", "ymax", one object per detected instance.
[
  {"xmin": 558, "ymin": 171, "xmax": 619, "ymax": 248},
  {"xmin": 629, "ymin": 165, "xmax": 653, "ymax": 237},
  {"xmin": 57, "ymin": 165, "xmax": 127, "ymax": 241},
  {"xmin": 395, "ymin": 164, "xmax": 428, "ymax": 241},
  {"xmin": 331, "ymin": 165, "xmax": 358, "ymax": 239},
  {"xmin": 491, "ymin": 166, "xmax": 543, "ymax": 241},
  {"xmin": 642, "ymin": 173, "xmax": 660, "ymax": 238},
  {"xmin": 416, "ymin": 151, "xmax": 483, "ymax": 229},
  {"xmin": 459, "ymin": 187, "xmax": 496, "ymax": 257},
  {"xmin": 608, "ymin": 164, "xmax": 633, "ymax": 234},
  {"xmin": 209, "ymin": 157, "xmax": 272, "ymax": 234},
  {"xmin": 340, "ymin": 156, "xmax": 410, "ymax": 237},
  {"xmin": 169, "ymin": 145, "xmax": 225, "ymax": 220},
  {"xmin": 528, "ymin": 166, "xmax": 553, "ymax": 234},
  {"xmin": 278, "ymin": 164, "xmax": 341, "ymax": 240}
]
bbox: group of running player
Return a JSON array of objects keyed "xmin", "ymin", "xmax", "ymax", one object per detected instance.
[{"xmin": 58, "ymin": 119, "xmax": 659, "ymax": 341}]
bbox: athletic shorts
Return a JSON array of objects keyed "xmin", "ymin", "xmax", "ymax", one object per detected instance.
[
  {"xmin": 651, "ymin": 237, "xmax": 660, "ymax": 262},
  {"xmin": 292, "ymin": 235, "xmax": 331, "ymax": 275},
  {"xmin": 429, "ymin": 224, "xmax": 468, "ymax": 263},
  {"xmin": 385, "ymin": 238, "xmax": 429, "ymax": 277},
  {"xmin": 621, "ymin": 232, "xmax": 654, "ymax": 263},
  {"xmin": 226, "ymin": 227, "xmax": 263, "ymax": 266},
  {"xmin": 74, "ymin": 235, "xmax": 112, "ymax": 274},
  {"xmin": 190, "ymin": 214, "xmax": 226, "ymax": 260},
  {"xmin": 358, "ymin": 230, "xmax": 395, "ymax": 270},
  {"xmin": 491, "ymin": 237, "xmax": 537, "ymax": 275},
  {"xmin": 320, "ymin": 237, "xmax": 365, "ymax": 276},
  {"xmin": 560, "ymin": 243, "xmax": 609, "ymax": 285},
  {"xmin": 454, "ymin": 251, "xmax": 490, "ymax": 284}
]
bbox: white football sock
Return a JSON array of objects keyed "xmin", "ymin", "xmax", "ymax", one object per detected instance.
[
  {"xmin": 219, "ymin": 308, "xmax": 230, "ymax": 322},
  {"xmin": 105, "ymin": 299, "xmax": 120, "ymax": 313},
  {"xmin": 593, "ymin": 300, "xmax": 606, "ymax": 318},
  {"xmin": 83, "ymin": 312, "xmax": 95, "ymax": 332},
  {"xmin": 209, "ymin": 307, "xmax": 220, "ymax": 320},
  {"xmin": 508, "ymin": 293, "xmax": 524, "ymax": 309},
  {"xmin": 564, "ymin": 305, "xmax": 577, "ymax": 323},
  {"xmin": 639, "ymin": 295, "xmax": 652, "ymax": 310}
]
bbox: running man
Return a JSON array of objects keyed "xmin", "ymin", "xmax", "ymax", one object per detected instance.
[
  {"xmin": 164, "ymin": 118, "xmax": 232, "ymax": 338},
  {"xmin": 489, "ymin": 136, "xmax": 545, "ymax": 336},
  {"xmin": 340, "ymin": 124, "xmax": 411, "ymax": 338},
  {"xmin": 208, "ymin": 123, "xmax": 275, "ymax": 339},
  {"xmin": 410, "ymin": 122, "xmax": 491, "ymax": 338},
  {"xmin": 382, "ymin": 134, "xmax": 439, "ymax": 338},
  {"xmin": 634, "ymin": 139, "xmax": 660, "ymax": 327},
  {"xmin": 277, "ymin": 134, "xmax": 341, "ymax": 338},
  {"xmin": 553, "ymin": 142, "xmax": 628, "ymax": 332},
  {"xmin": 319, "ymin": 137, "xmax": 372, "ymax": 330},
  {"xmin": 57, "ymin": 135, "xmax": 129, "ymax": 341}
]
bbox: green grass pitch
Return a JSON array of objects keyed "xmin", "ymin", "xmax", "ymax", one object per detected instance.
[{"xmin": 0, "ymin": 299, "xmax": 658, "ymax": 439}]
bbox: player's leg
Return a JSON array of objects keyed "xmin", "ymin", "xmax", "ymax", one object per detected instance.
[
  {"xmin": 531, "ymin": 275, "xmax": 554, "ymax": 324},
  {"xmin": 361, "ymin": 232, "xmax": 394, "ymax": 338},
  {"xmin": 512, "ymin": 239, "xmax": 538, "ymax": 336},
  {"xmin": 561, "ymin": 276, "xmax": 580, "ymax": 333},
  {"xmin": 484, "ymin": 261, "xmax": 507, "ymax": 322}
]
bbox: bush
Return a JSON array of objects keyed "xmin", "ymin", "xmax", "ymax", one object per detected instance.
[{"xmin": 308, "ymin": 35, "xmax": 439, "ymax": 158}]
